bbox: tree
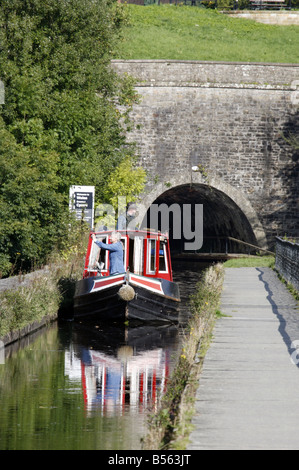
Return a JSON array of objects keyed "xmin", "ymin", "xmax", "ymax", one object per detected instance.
[
  {"xmin": 0, "ymin": 0, "xmax": 139, "ymax": 276},
  {"xmin": 0, "ymin": 117, "xmax": 68, "ymax": 274},
  {"xmin": 104, "ymin": 156, "xmax": 147, "ymax": 209},
  {"xmin": 95, "ymin": 155, "xmax": 146, "ymax": 229}
]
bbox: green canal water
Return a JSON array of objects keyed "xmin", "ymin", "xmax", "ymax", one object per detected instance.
[
  {"xmin": 0, "ymin": 321, "xmax": 181, "ymax": 450},
  {"xmin": 0, "ymin": 261, "xmax": 204, "ymax": 450}
]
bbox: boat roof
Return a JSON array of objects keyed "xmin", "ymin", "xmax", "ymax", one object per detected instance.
[{"xmin": 92, "ymin": 229, "xmax": 169, "ymax": 239}]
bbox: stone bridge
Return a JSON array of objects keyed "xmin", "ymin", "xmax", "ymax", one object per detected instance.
[{"xmin": 112, "ymin": 60, "xmax": 299, "ymax": 253}]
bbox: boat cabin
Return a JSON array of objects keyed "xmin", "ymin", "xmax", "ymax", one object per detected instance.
[{"xmin": 83, "ymin": 230, "xmax": 174, "ymax": 282}]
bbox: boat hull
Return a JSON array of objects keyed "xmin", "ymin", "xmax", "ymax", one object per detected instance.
[{"xmin": 74, "ymin": 273, "xmax": 180, "ymax": 323}]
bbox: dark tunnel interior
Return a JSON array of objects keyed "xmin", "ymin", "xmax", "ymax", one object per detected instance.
[{"xmin": 141, "ymin": 184, "xmax": 258, "ymax": 256}]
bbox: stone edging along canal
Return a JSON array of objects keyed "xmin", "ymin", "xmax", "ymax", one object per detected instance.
[
  {"xmin": 0, "ymin": 265, "xmax": 62, "ymax": 347},
  {"xmin": 0, "ymin": 313, "xmax": 58, "ymax": 347}
]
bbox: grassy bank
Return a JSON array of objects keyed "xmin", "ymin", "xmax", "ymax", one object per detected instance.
[
  {"xmin": 223, "ymin": 255, "xmax": 275, "ymax": 268},
  {"xmin": 142, "ymin": 263, "xmax": 224, "ymax": 450},
  {"xmin": 117, "ymin": 5, "xmax": 299, "ymax": 63},
  {"xmin": 0, "ymin": 234, "xmax": 87, "ymax": 341},
  {"xmin": 0, "ymin": 273, "xmax": 61, "ymax": 339}
]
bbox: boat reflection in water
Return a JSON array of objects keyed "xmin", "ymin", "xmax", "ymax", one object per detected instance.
[{"xmin": 64, "ymin": 320, "xmax": 180, "ymax": 416}]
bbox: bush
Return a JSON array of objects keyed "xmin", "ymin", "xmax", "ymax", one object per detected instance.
[
  {"xmin": 0, "ymin": 253, "xmax": 12, "ymax": 278},
  {"xmin": 0, "ymin": 0, "xmax": 139, "ymax": 275},
  {"xmin": 0, "ymin": 275, "xmax": 61, "ymax": 338}
]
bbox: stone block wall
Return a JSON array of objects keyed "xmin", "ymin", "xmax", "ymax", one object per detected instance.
[
  {"xmin": 112, "ymin": 60, "xmax": 299, "ymax": 247},
  {"xmin": 275, "ymin": 237, "xmax": 299, "ymax": 293}
]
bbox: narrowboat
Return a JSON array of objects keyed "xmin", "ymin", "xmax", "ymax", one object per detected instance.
[{"xmin": 73, "ymin": 229, "xmax": 180, "ymax": 323}]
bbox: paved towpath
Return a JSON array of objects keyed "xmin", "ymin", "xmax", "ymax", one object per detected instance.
[{"xmin": 187, "ymin": 267, "xmax": 299, "ymax": 450}]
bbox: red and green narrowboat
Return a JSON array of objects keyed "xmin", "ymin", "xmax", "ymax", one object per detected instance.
[{"xmin": 74, "ymin": 230, "xmax": 180, "ymax": 323}]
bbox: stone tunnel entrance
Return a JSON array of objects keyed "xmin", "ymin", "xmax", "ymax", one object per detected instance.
[{"xmin": 141, "ymin": 183, "xmax": 260, "ymax": 258}]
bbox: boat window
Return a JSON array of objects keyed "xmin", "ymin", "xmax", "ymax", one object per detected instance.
[
  {"xmin": 158, "ymin": 242, "xmax": 168, "ymax": 273},
  {"xmin": 133, "ymin": 236, "xmax": 144, "ymax": 275},
  {"xmin": 88, "ymin": 236, "xmax": 108, "ymax": 273},
  {"xmin": 120, "ymin": 237, "xmax": 127, "ymax": 270},
  {"xmin": 147, "ymin": 239, "xmax": 156, "ymax": 274}
]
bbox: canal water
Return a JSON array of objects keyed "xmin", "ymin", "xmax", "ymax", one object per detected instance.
[{"xmin": 0, "ymin": 261, "xmax": 207, "ymax": 450}]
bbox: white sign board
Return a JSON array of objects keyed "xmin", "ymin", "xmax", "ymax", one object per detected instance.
[{"xmin": 69, "ymin": 185, "xmax": 95, "ymax": 229}]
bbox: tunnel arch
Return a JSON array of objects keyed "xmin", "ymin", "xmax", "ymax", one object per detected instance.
[{"xmin": 137, "ymin": 172, "xmax": 268, "ymax": 254}]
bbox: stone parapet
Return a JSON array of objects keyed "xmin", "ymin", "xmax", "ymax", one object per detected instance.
[
  {"xmin": 112, "ymin": 60, "xmax": 299, "ymax": 247},
  {"xmin": 112, "ymin": 59, "xmax": 299, "ymax": 89}
]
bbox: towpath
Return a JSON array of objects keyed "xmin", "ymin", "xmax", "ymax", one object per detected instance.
[{"xmin": 187, "ymin": 267, "xmax": 299, "ymax": 450}]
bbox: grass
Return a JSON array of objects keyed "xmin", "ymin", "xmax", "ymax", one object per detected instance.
[
  {"xmin": 0, "ymin": 275, "xmax": 61, "ymax": 339},
  {"xmin": 117, "ymin": 5, "xmax": 299, "ymax": 63},
  {"xmin": 223, "ymin": 255, "xmax": 275, "ymax": 267},
  {"xmin": 0, "ymin": 232, "xmax": 87, "ymax": 340}
]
